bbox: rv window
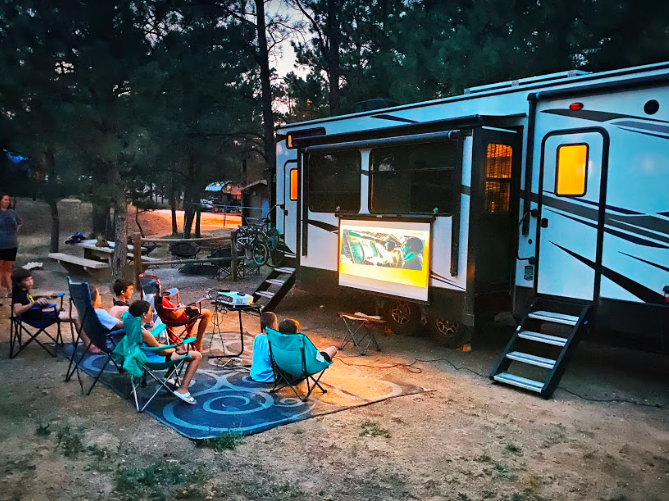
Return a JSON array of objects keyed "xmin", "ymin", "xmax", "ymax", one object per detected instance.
[
  {"xmin": 556, "ymin": 144, "xmax": 588, "ymax": 196},
  {"xmin": 308, "ymin": 150, "xmax": 361, "ymax": 212},
  {"xmin": 485, "ymin": 144, "xmax": 513, "ymax": 213},
  {"xmin": 370, "ymin": 141, "xmax": 458, "ymax": 214},
  {"xmin": 289, "ymin": 168, "xmax": 298, "ymax": 201}
]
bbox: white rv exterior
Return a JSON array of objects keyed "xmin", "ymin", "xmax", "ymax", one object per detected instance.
[{"xmin": 275, "ymin": 62, "xmax": 669, "ymax": 346}]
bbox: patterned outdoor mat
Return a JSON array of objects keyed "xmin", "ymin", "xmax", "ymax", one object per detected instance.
[{"xmin": 63, "ymin": 342, "xmax": 427, "ymax": 439}]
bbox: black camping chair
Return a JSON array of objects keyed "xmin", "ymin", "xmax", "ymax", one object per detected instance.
[
  {"xmin": 9, "ymin": 290, "xmax": 65, "ymax": 359},
  {"xmin": 208, "ymin": 246, "xmax": 244, "ymax": 280},
  {"xmin": 64, "ymin": 278, "xmax": 126, "ymax": 395}
]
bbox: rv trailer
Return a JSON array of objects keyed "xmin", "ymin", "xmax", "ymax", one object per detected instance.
[{"xmin": 273, "ymin": 62, "xmax": 669, "ymax": 396}]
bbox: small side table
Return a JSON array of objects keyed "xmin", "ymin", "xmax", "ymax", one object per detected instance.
[
  {"xmin": 337, "ymin": 312, "xmax": 385, "ymax": 355},
  {"xmin": 208, "ymin": 301, "xmax": 261, "ymax": 359}
]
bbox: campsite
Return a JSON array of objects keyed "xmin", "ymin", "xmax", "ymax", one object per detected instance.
[
  {"xmin": 1, "ymin": 198, "xmax": 668, "ymax": 501},
  {"xmin": 2, "ymin": 1, "xmax": 669, "ymax": 500}
]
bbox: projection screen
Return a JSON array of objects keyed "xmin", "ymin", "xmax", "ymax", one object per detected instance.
[{"xmin": 338, "ymin": 219, "xmax": 431, "ymax": 301}]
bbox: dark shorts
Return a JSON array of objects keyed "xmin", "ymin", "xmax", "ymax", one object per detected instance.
[{"xmin": 0, "ymin": 247, "xmax": 18, "ymax": 262}]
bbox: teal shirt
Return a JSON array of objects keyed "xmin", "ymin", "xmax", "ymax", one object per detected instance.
[{"xmin": 250, "ymin": 334, "xmax": 274, "ymax": 383}]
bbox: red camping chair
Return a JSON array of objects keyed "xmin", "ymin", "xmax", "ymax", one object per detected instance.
[{"xmin": 154, "ymin": 286, "xmax": 206, "ymax": 346}]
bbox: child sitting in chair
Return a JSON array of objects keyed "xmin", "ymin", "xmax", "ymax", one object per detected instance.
[
  {"xmin": 109, "ymin": 279, "xmax": 133, "ymax": 319},
  {"xmin": 278, "ymin": 318, "xmax": 338, "ymax": 363},
  {"xmin": 11, "ymin": 267, "xmax": 73, "ymax": 324},
  {"xmin": 125, "ymin": 300, "xmax": 203, "ymax": 405},
  {"xmin": 250, "ymin": 312, "xmax": 278, "ymax": 383}
]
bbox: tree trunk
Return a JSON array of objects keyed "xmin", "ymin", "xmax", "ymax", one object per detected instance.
[
  {"xmin": 170, "ymin": 176, "xmax": 178, "ymax": 236},
  {"xmin": 327, "ymin": 0, "xmax": 341, "ymax": 115},
  {"xmin": 195, "ymin": 207, "xmax": 202, "ymax": 238},
  {"xmin": 44, "ymin": 149, "xmax": 60, "ymax": 253},
  {"xmin": 92, "ymin": 201, "xmax": 112, "ymax": 238},
  {"xmin": 110, "ymin": 169, "xmax": 128, "ymax": 283},
  {"xmin": 254, "ymin": 0, "xmax": 276, "ymax": 221},
  {"xmin": 49, "ymin": 201, "xmax": 60, "ymax": 253},
  {"xmin": 134, "ymin": 205, "xmax": 145, "ymax": 238}
]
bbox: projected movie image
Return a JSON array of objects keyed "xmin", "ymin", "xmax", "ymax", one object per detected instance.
[{"xmin": 339, "ymin": 220, "xmax": 431, "ymax": 301}]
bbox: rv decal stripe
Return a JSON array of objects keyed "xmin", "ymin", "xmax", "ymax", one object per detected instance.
[
  {"xmin": 546, "ymin": 208, "xmax": 669, "ymax": 249},
  {"xmin": 372, "ymin": 114, "xmax": 419, "ymax": 124},
  {"xmin": 543, "ymin": 195, "xmax": 669, "ymax": 244},
  {"xmin": 619, "ymin": 252, "xmax": 669, "ymax": 274},
  {"xmin": 573, "ymin": 197, "xmax": 643, "ymax": 215},
  {"xmin": 542, "ymin": 109, "xmax": 669, "ymax": 125},
  {"xmin": 617, "ymin": 128, "xmax": 669, "ymax": 141},
  {"xmin": 550, "ymin": 242, "xmax": 665, "ymax": 304},
  {"xmin": 614, "ymin": 120, "xmax": 669, "ymax": 135},
  {"xmin": 307, "ymin": 220, "xmax": 338, "ymax": 234},
  {"xmin": 430, "ymin": 271, "xmax": 465, "ymax": 289}
]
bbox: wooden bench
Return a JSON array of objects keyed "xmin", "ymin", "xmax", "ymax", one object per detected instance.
[{"xmin": 49, "ymin": 253, "xmax": 111, "ymax": 280}]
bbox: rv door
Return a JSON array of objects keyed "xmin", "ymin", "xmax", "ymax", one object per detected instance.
[{"xmin": 536, "ymin": 129, "xmax": 607, "ymax": 301}]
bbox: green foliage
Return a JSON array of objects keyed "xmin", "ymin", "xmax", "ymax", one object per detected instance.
[
  {"xmin": 196, "ymin": 433, "xmax": 245, "ymax": 451},
  {"xmin": 56, "ymin": 426, "xmax": 86, "ymax": 458},
  {"xmin": 359, "ymin": 420, "xmax": 391, "ymax": 438}
]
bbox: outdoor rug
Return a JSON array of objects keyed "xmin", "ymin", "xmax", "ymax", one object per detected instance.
[{"xmin": 63, "ymin": 341, "xmax": 427, "ymax": 439}]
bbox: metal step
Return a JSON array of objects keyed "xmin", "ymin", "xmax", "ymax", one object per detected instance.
[
  {"xmin": 255, "ymin": 291, "xmax": 275, "ymax": 299},
  {"xmin": 517, "ymin": 330, "xmax": 567, "ymax": 347},
  {"xmin": 265, "ymin": 279, "xmax": 286, "ymax": 286},
  {"xmin": 274, "ymin": 267, "xmax": 296, "ymax": 274},
  {"xmin": 506, "ymin": 351, "xmax": 556, "ymax": 369},
  {"xmin": 493, "ymin": 372, "xmax": 544, "ymax": 393},
  {"xmin": 528, "ymin": 310, "xmax": 578, "ymax": 326}
]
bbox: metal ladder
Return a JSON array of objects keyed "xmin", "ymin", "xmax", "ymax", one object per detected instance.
[
  {"xmin": 251, "ymin": 266, "xmax": 297, "ymax": 312},
  {"xmin": 489, "ymin": 298, "xmax": 591, "ymax": 398}
]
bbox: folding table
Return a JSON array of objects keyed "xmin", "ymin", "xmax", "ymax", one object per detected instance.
[{"xmin": 337, "ymin": 312, "xmax": 385, "ymax": 355}]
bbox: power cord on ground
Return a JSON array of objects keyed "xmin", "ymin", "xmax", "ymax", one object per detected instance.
[{"xmin": 337, "ymin": 355, "xmax": 669, "ymax": 408}]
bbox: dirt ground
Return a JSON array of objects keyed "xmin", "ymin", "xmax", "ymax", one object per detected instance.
[{"xmin": 1, "ymin": 199, "xmax": 669, "ymax": 501}]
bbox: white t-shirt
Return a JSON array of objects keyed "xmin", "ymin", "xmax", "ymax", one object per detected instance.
[{"xmin": 95, "ymin": 308, "xmax": 121, "ymax": 330}]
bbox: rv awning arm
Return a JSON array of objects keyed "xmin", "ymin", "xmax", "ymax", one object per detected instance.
[{"xmin": 303, "ymin": 130, "xmax": 465, "ymax": 155}]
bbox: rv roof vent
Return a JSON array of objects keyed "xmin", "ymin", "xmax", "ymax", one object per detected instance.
[{"xmin": 463, "ymin": 70, "xmax": 590, "ymax": 96}]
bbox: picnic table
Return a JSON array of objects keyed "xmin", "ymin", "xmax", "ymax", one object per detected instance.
[{"xmin": 49, "ymin": 240, "xmax": 157, "ymax": 280}]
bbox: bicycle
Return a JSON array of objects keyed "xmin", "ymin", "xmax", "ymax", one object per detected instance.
[{"xmin": 233, "ymin": 214, "xmax": 282, "ymax": 267}]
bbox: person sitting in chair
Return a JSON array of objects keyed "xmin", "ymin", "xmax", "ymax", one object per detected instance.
[
  {"xmin": 278, "ymin": 319, "xmax": 338, "ymax": 363},
  {"xmin": 109, "ymin": 279, "xmax": 133, "ymax": 319},
  {"xmin": 126, "ymin": 300, "xmax": 203, "ymax": 405},
  {"xmin": 11, "ymin": 267, "xmax": 73, "ymax": 324},
  {"xmin": 250, "ymin": 312, "xmax": 279, "ymax": 383}
]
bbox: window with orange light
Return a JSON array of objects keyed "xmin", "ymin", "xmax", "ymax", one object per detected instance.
[
  {"xmin": 289, "ymin": 169, "xmax": 298, "ymax": 201},
  {"xmin": 556, "ymin": 144, "xmax": 588, "ymax": 196},
  {"xmin": 484, "ymin": 144, "xmax": 513, "ymax": 213}
]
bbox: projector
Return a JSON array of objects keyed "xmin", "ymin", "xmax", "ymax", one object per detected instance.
[{"xmin": 214, "ymin": 291, "xmax": 254, "ymax": 306}]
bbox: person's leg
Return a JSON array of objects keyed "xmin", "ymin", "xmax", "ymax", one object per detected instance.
[
  {"xmin": 172, "ymin": 349, "xmax": 202, "ymax": 394},
  {"xmin": 194, "ymin": 309, "xmax": 212, "ymax": 352}
]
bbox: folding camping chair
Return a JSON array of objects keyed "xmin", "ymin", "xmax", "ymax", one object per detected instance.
[
  {"xmin": 112, "ymin": 312, "xmax": 196, "ymax": 412},
  {"xmin": 266, "ymin": 328, "xmax": 332, "ymax": 402},
  {"xmin": 65, "ymin": 278, "xmax": 126, "ymax": 395},
  {"xmin": 9, "ymin": 291, "xmax": 65, "ymax": 359},
  {"xmin": 207, "ymin": 245, "xmax": 245, "ymax": 280},
  {"xmin": 154, "ymin": 285, "xmax": 206, "ymax": 346}
]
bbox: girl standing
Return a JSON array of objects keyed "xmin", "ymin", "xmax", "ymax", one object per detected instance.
[{"xmin": 0, "ymin": 193, "xmax": 21, "ymax": 303}]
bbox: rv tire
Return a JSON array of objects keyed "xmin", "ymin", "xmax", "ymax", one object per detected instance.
[
  {"xmin": 383, "ymin": 300, "xmax": 422, "ymax": 337},
  {"xmin": 429, "ymin": 317, "xmax": 471, "ymax": 348}
]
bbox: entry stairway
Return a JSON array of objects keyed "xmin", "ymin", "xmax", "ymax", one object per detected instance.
[
  {"xmin": 490, "ymin": 298, "xmax": 591, "ymax": 398},
  {"xmin": 251, "ymin": 266, "xmax": 297, "ymax": 312}
]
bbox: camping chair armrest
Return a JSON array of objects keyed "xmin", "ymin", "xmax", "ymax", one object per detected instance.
[
  {"xmin": 143, "ymin": 337, "xmax": 197, "ymax": 352},
  {"xmin": 159, "ymin": 305, "xmax": 186, "ymax": 311},
  {"xmin": 107, "ymin": 328, "xmax": 125, "ymax": 338},
  {"xmin": 187, "ymin": 298, "xmax": 205, "ymax": 311}
]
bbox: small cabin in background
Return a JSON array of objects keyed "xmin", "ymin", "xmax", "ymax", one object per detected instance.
[{"xmin": 241, "ymin": 180, "xmax": 270, "ymax": 221}]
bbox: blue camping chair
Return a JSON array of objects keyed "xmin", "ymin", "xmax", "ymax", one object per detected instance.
[
  {"xmin": 266, "ymin": 328, "xmax": 332, "ymax": 402},
  {"xmin": 9, "ymin": 289, "xmax": 65, "ymax": 359},
  {"xmin": 113, "ymin": 312, "xmax": 196, "ymax": 412},
  {"xmin": 64, "ymin": 277, "xmax": 125, "ymax": 395}
]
